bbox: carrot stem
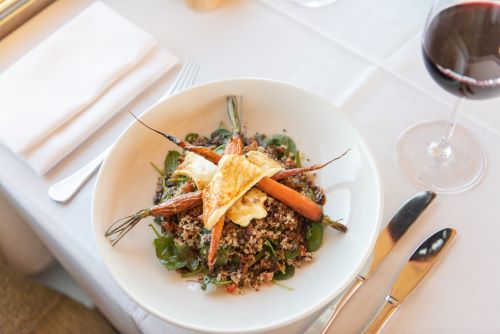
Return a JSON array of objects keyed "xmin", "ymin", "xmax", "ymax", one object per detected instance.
[{"xmin": 272, "ymin": 149, "xmax": 350, "ymax": 180}]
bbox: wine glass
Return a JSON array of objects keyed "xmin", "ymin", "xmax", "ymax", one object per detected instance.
[{"xmin": 397, "ymin": 0, "xmax": 500, "ymax": 193}]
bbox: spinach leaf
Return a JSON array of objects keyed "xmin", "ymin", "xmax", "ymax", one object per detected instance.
[
  {"xmin": 161, "ymin": 256, "xmax": 187, "ymax": 270},
  {"xmin": 164, "ymin": 150, "xmax": 180, "ymax": 174},
  {"xmin": 274, "ymin": 265, "xmax": 295, "ymax": 281},
  {"xmin": 184, "ymin": 133, "xmax": 199, "ymax": 143},
  {"xmin": 267, "ymin": 134, "xmax": 297, "ymax": 156},
  {"xmin": 305, "ymin": 222, "xmax": 323, "ymax": 252},
  {"xmin": 180, "ymin": 265, "xmax": 207, "ymax": 278},
  {"xmin": 186, "ymin": 257, "xmax": 200, "ymax": 272},
  {"xmin": 284, "ymin": 248, "xmax": 299, "ymax": 260},
  {"xmin": 210, "ymin": 122, "xmax": 231, "ymax": 141},
  {"xmin": 255, "ymin": 133, "xmax": 267, "ymax": 147},
  {"xmin": 154, "ymin": 236, "xmax": 174, "ymax": 258},
  {"xmin": 264, "ymin": 239, "xmax": 277, "ymax": 258},
  {"xmin": 215, "ymin": 249, "xmax": 229, "ymax": 266},
  {"xmin": 150, "ymin": 224, "xmax": 174, "ymax": 258}
]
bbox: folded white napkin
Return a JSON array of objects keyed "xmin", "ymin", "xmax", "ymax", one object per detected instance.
[{"xmin": 0, "ymin": 1, "xmax": 177, "ymax": 174}]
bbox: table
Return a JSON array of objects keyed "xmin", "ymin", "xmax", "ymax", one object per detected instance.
[{"xmin": 1, "ymin": 0, "xmax": 499, "ymax": 333}]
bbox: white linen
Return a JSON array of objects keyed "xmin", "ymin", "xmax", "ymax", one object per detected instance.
[
  {"xmin": 23, "ymin": 45, "xmax": 175, "ymax": 174},
  {"xmin": 0, "ymin": 1, "xmax": 177, "ymax": 174},
  {"xmin": 1, "ymin": 0, "xmax": 500, "ymax": 334}
]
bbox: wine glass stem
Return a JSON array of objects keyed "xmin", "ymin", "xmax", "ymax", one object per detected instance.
[{"xmin": 428, "ymin": 98, "xmax": 463, "ymax": 161}]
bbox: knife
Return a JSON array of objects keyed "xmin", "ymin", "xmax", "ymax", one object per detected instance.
[
  {"xmin": 305, "ymin": 190, "xmax": 436, "ymax": 334},
  {"xmin": 363, "ymin": 228, "xmax": 456, "ymax": 334}
]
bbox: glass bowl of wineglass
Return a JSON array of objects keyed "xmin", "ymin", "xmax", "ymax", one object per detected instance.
[{"xmin": 398, "ymin": 0, "xmax": 500, "ymax": 193}]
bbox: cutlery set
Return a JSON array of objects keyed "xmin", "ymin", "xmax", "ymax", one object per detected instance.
[{"xmin": 307, "ymin": 191, "xmax": 456, "ymax": 334}]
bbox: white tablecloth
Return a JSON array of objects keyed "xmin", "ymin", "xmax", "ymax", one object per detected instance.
[{"xmin": 1, "ymin": 0, "xmax": 499, "ymax": 333}]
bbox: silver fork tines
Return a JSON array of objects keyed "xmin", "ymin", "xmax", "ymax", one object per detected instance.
[{"xmin": 166, "ymin": 59, "xmax": 199, "ymax": 96}]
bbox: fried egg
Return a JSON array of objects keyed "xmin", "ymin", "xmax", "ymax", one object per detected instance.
[
  {"xmin": 226, "ymin": 188, "xmax": 267, "ymax": 227},
  {"xmin": 172, "ymin": 151, "xmax": 217, "ymax": 190},
  {"xmin": 202, "ymin": 151, "xmax": 283, "ymax": 229}
]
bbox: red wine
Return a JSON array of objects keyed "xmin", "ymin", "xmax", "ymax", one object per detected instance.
[{"xmin": 423, "ymin": 2, "xmax": 500, "ymax": 100}]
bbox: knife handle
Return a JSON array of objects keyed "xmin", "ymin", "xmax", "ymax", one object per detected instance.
[
  {"xmin": 319, "ymin": 275, "xmax": 365, "ymax": 334},
  {"xmin": 363, "ymin": 297, "xmax": 399, "ymax": 334}
]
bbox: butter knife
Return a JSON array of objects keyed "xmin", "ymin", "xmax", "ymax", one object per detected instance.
[
  {"xmin": 363, "ymin": 228, "xmax": 456, "ymax": 334},
  {"xmin": 306, "ymin": 190, "xmax": 436, "ymax": 334}
]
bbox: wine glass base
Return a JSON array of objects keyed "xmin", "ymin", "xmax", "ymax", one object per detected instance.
[{"xmin": 397, "ymin": 121, "xmax": 486, "ymax": 194}]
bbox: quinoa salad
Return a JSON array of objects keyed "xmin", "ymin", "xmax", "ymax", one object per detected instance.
[{"xmin": 105, "ymin": 96, "xmax": 347, "ymax": 294}]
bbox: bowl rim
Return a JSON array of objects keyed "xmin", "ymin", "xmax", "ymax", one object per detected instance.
[{"xmin": 91, "ymin": 77, "xmax": 384, "ymax": 333}]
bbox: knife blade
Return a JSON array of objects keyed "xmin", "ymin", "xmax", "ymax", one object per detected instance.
[
  {"xmin": 363, "ymin": 228, "xmax": 456, "ymax": 334},
  {"xmin": 305, "ymin": 190, "xmax": 436, "ymax": 334}
]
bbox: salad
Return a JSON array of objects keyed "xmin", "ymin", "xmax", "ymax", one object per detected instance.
[{"xmin": 105, "ymin": 96, "xmax": 348, "ymax": 293}]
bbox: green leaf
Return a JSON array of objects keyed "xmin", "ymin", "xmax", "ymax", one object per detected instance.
[
  {"xmin": 215, "ymin": 249, "xmax": 229, "ymax": 266},
  {"xmin": 153, "ymin": 238, "xmax": 171, "ymax": 258},
  {"xmin": 255, "ymin": 133, "xmax": 267, "ymax": 147},
  {"xmin": 164, "ymin": 150, "xmax": 180, "ymax": 174},
  {"xmin": 295, "ymin": 150, "xmax": 302, "ymax": 167},
  {"xmin": 214, "ymin": 144, "xmax": 226, "ymax": 155},
  {"xmin": 305, "ymin": 223, "xmax": 323, "ymax": 252},
  {"xmin": 180, "ymin": 265, "xmax": 207, "ymax": 278},
  {"xmin": 186, "ymin": 257, "xmax": 200, "ymax": 272},
  {"xmin": 254, "ymin": 249, "xmax": 265, "ymax": 262},
  {"xmin": 150, "ymin": 224, "xmax": 175, "ymax": 258},
  {"xmin": 284, "ymin": 248, "xmax": 299, "ymax": 260},
  {"xmin": 209, "ymin": 278, "xmax": 232, "ymax": 286},
  {"xmin": 199, "ymin": 244, "xmax": 209, "ymax": 259},
  {"xmin": 267, "ymin": 134, "xmax": 297, "ymax": 156},
  {"xmin": 273, "ymin": 265, "xmax": 295, "ymax": 281},
  {"xmin": 264, "ymin": 239, "xmax": 277, "ymax": 258},
  {"xmin": 210, "ymin": 128, "xmax": 232, "ymax": 141},
  {"xmin": 184, "ymin": 133, "xmax": 199, "ymax": 143},
  {"xmin": 228, "ymin": 254, "xmax": 240, "ymax": 267},
  {"xmin": 161, "ymin": 257, "xmax": 187, "ymax": 270}
]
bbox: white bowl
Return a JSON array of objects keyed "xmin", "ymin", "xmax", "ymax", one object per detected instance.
[{"xmin": 92, "ymin": 78, "xmax": 383, "ymax": 333}]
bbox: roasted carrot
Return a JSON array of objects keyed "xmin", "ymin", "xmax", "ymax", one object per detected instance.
[
  {"xmin": 257, "ymin": 177, "xmax": 323, "ymax": 221},
  {"xmin": 104, "ymin": 191, "xmax": 203, "ymax": 246},
  {"xmin": 207, "ymin": 97, "xmax": 244, "ymax": 273},
  {"xmin": 150, "ymin": 191, "xmax": 202, "ymax": 216},
  {"xmin": 207, "ymin": 217, "xmax": 224, "ymax": 271},
  {"xmin": 207, "ymin": 135, "xmax": 243, "ymax": 272},
  {"xmin": 131, "ymin": 113, "xmax": 324, "ymax": 221}
]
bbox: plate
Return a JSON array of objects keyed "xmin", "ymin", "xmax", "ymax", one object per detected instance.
[{"xmin": 92, "ymin": 78, "xmax": 383, "ymax": 333}]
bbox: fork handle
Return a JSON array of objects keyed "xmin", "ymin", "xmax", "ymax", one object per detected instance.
[
  {"xmin": 320, "ymin": 275, "xmax": 365, "ymax": 333},
  {"xmin": 48, "ymin": 147, "xmax": 111, "ymax": 203},
  {"xmin": 304, "ymin": 275, "xmax": 365, "ymax": 334}
]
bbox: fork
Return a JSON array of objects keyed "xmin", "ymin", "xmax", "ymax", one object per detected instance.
[{"xmin": 48, "ymin": 60, "xmax": 200, "ymax": 204}]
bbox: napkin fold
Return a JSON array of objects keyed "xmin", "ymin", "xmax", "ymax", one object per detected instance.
[{"xmin": 0, "ymin": 1, "xmax": 177, "ymax": 174}]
